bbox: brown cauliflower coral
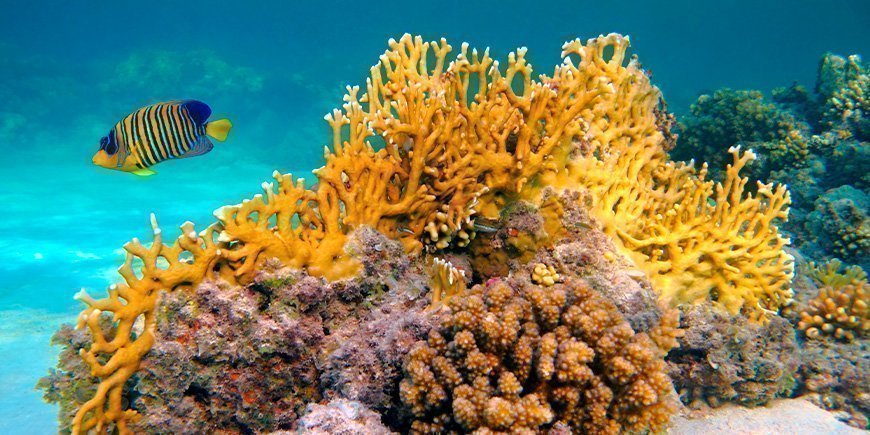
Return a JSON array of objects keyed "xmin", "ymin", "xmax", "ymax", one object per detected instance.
[{"xmin": 400, "ymin": 278, "xmax": 681, "ymax": 434}]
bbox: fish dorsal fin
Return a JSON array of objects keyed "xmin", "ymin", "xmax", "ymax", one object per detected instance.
[
  {"xmin": 182, "ymin": 100, "xmax": 212, "ymax": 125},
  {"xmin": 180, "ymin": 136, "xmax": 214, "ymax": 158}
]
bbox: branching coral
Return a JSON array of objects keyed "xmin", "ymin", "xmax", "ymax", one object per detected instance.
[
  {"xmin": 537, "ymin": 41, "xmax": 794, "ymax": 320},
  {"xmin": 68, "ymin": 172, "xmax": 364, "ymax": 433},
  {"xmin": 604, "ymin": 147, "xmax": 794, "ymax": 320},
  {"xmin": 47, "ymin": 228, "xmax": 432, "ymax": 433},
  {"xmin": 798, "ymin": 262, "xmax": 869, "ymax": 342},
  {"xmin": 559, "ymin": 124, "xmax": 793, "ymax": 318},
  {"xmin": 70, "ymin": 214, "xmax": 221, "ymax": 433},
  {"xmin": 798, "ymin": 282, "xmax": 868, "ymax": 341},
  {"xmin": 399, "ymin": 278, "xmax": 681, "ymax": 434}
]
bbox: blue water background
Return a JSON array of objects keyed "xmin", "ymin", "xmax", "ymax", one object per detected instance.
[{"xmin": 1, "ymin": 1, "xmax": 867, "ymax": 433}]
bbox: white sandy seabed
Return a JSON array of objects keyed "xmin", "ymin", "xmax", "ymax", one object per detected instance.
[{"xmin": 669, "ymin": 398, "xmax": 867, "ymax": 434}]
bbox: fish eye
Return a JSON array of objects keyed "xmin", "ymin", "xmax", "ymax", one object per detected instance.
[{"xmin": 99, "ymin": 136, "xmax": 108, "ymax": 148}]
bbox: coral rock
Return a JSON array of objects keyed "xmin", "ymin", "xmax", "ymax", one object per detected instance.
[{"xmin": 667, "ymin": 303, "xmax": 800, "ymax": 408}]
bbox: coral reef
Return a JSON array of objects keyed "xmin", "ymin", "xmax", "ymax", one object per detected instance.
[
  {"xmin": 332, "ymin": 31, "xmax": 795, "ymax": 320},
  {"xmin": 399, "ymin": 278, "xmax": 682, "ymax": 434},
  {"xmin": 469, "ymin": 187, "xmax": 664, "ymax": 330},
  {"xmin": 320, "ymin": 291, "xmax": 437, "ymax": 414},
  {"xmin": 678, "ymin": 52, "xmax": 868, "ymax": 272},
  {"xmin": 37, "ymin": 322, "xmax": 108, "ymax": 433},
  {"xmin": 803, "ymin": 186, "xmax": 869, "ymax": 269},
  {"xmin": 675, "ymin": 88, "xmax": 811, "ymax": 181},
  {"xmin": 45, "ymin": 32, "xmax": 799, "ymax": 431},
  {"xmin": 521, "ymin": 188, "xmax": 664, "ymax": 331},
  {"xmin": 667, "ymin": 303, "xmax": 800, "ymax": 409},
  {"xmin": 65, "ymin": 184, "xmax": 358, "ymax": 432},
  {"xmin": 816, "ymin": 53, "xmax": 868, "ymax": 140}
]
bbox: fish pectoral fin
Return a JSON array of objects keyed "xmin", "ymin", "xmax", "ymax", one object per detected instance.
[
  {"xmin": 179, "ymin": 137, "xmax": 215, "ymax": 158},
  {"xmin": 132, "ymin": 168, "xmax": 157, "ymax": 177}
]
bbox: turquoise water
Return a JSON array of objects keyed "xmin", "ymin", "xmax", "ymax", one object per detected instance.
[{"xmin": 0, "ymin": 1, "xmax": 867, "ymax": 433}]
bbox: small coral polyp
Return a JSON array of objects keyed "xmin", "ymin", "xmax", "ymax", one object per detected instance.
[
  {"xmin": 65, "ymin": 33, "xmax": 795, "ymax": 432},
  {"xmin": 798, "ymin": 280, "xmax": 869, "ymax": 342},
  {"xmin": 798, "ymin": 261, "xmax": 869, "ymax": 342},
  {"xmin": 400, "ymin": 279, "xmax": 681, "ymax": 434}
]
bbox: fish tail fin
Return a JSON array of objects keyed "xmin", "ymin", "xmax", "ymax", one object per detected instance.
[{"xmin": 205, "ymin": 119, "xmax": 232, "ymax": 142}]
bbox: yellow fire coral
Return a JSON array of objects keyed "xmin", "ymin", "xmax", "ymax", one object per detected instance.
[
  {"xmin": 539, "ymin": 36, "xmax": 794, "ymax": 320},
  {"xmin": 601, "ymin": 147, "xmax": 794, "ymax": 320},
  {"xmin": 400, "ymin": 279, "xmax": 681, "ymax": 433},
  {"xmin": 354, "ymin": 33, "xmax": 794, "ymax": 319}
]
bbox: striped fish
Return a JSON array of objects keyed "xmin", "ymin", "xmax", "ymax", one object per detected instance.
[{"xmin": 92, "ymin": 100, "xmax": 232, "ymax": 176}]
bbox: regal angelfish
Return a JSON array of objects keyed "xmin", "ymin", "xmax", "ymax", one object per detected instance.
[{"xmin": 92, "ymin": 100, "xmax": 232, "ymax": 176}]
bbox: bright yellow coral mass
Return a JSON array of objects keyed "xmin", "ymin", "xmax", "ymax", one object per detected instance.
[{"xmin": 69, "ymin": 33, "xmax": 794, "ymax": 433}]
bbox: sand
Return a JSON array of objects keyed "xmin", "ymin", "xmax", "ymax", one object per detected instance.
[{"xmin": 669, "ymin": 398, "xmax": 866, "ymax": 435}]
